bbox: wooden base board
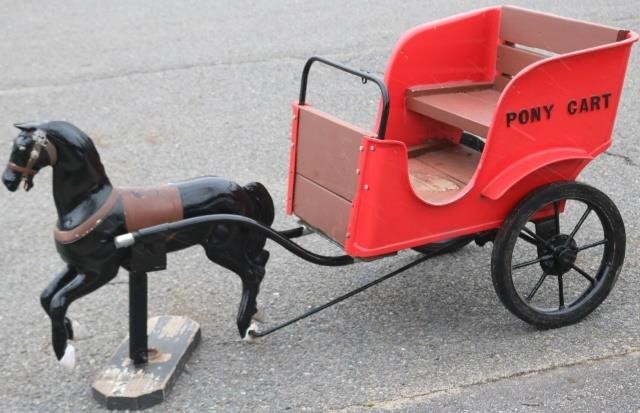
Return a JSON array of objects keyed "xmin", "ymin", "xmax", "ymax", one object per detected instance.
[{"xmin": 92, "ymin": 316, "xmax": 201, "ymax": 410}]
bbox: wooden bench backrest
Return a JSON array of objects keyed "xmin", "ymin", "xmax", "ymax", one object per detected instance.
[{"xmin": 495, "ymin": 6, "xmax": 628, "ymax": 90}]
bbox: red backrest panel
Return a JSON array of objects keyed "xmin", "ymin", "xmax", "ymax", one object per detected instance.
[{"xmin": 382, "ymin": 7, "xmax": 501, "ymax": 146}]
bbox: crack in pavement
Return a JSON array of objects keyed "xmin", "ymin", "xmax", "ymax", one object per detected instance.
[
  {"xmin": 0, "ymin": 55, "xmax": 305, "ymax": 96},
  {"xmin": 330, "ymin": 347, "xmax": 640, "ymax": 412},
  {"xmin": 604, "ymin": 150, "xmax": 639, "ymax": 167},
  {"xmin": 0, "ymin": 47, "xmax": 388, "ymax": 97}
]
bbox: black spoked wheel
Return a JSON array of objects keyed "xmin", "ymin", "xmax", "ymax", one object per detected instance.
[
  {"xmin": 413, "ymin": 235, "xmax": 474, "ymax": 258},
  {"xmin": 491, "ymin": 182, "xmax": 625, "ymax": 328}
]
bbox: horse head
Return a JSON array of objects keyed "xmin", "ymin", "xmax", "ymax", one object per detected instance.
[{"xmin": 3, "ymin": 122, "xmax": 57, "ymax": 192}]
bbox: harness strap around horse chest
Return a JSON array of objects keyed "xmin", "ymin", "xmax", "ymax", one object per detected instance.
[{"xmin": 53, "ymin": 189, "xmax": 122, "ymax": 244}]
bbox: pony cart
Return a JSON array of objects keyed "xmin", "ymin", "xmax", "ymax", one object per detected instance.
[
  {"xmin": 2, "ymin": 5, "xmax": 637, "ymax": 408},
  {"xmin": 118, "ymin": 5, "xmax": 637, "ymax": 335}
]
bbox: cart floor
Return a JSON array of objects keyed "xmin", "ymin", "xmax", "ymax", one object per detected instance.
[{"xmin": 408, "ymin": 141, "xmax": 480, "ymax": 203}]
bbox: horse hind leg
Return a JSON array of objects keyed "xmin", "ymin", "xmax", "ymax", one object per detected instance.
[
  {"xmin": 205, "ymin": 246, "xmax": 269, "ymax": 340},
  {"xmin": 250, "ymin": 250, "xmax": 270, "ymax": 323},
  {"xmin": 237, "ymin": 274, "xmax": 261, "ymax": 341},
  {"xmin": 240, "ymin": 224, "xmax": 271, "ymax": 325},
  {"xmin": 239, "ymin": 251, "xmax": 273, "ymax": 338},
  {"xmin": 254, "ymin": 249, "xmax": 270, "ymax": 267}
]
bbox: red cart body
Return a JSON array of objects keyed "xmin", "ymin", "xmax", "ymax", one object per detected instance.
[{"xmin": 287, "ymin": 6, "xmax": 637, "ymax": 258}]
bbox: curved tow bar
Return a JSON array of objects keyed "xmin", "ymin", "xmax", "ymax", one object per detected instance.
[
  {"xmin": 115, "ymin": 214, "xmax": 354, "ymax": 267},
  {"xmin": 114, "ymin": 214, "xmax": 434, "ymax": 338}
]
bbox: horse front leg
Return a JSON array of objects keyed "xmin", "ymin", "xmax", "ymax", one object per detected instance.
[
  {"xmin": 48, "ymin": 270, "xmax": 117, "ymax": 369},
  {"xmin": 41, "ymin": 266, "xmax": 78, "ymax": 340}
]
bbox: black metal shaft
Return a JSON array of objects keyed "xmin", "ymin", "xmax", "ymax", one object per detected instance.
[
  {"xmin": 278, "ymin": 226, "xmax": 306, "ymax": 239},
  {"xmin": 132, "ymin": 215, "xmax": 355, "ymax": 267},
  {"xmin": 129, "ymin": 271, "xmax": 149, "ymax": 365},
  {"xmin": 249, "ymin": 254, "xmax": 431, "ymax": 338}
]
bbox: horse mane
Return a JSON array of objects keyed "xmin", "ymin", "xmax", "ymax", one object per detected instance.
[{"xmin": 40, "ymin": 121, "xmax": 109, "ymax": 180}]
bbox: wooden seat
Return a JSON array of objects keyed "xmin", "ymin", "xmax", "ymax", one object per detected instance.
[
  {"xmin": 405, "ymin": 6, "xmax": 627, "ymax": 138},
  {"xmin": 407, "ymin": 141, "xmax": 480, "ymax": 203},
  {"xmin": 407, "ymin": 82, "xmax": 499, "ymax": 137}
]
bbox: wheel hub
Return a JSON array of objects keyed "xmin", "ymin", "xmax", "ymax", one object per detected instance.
[{"xmin": 541, "ymin": 234, "xmax": 578, "ymax": 275}]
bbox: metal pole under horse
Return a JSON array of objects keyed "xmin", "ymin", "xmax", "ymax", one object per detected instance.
[
  {"xmin": 129, "ymin": 271, "xmax": 149, "ymax": 365},
  {"xmin": 92, "ymin": 267, "xmax": 201, "ymax": 410}
]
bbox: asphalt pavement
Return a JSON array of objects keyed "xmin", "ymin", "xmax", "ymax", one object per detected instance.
[{"xmin": 0, "ymin": 1, "xmax": 638, "ymax": 412}]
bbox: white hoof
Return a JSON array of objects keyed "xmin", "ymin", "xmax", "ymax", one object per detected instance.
[
  {"xmin": 59, "ymin": 344, "xmax": 76, "ymax": 370},
  {"xmin": 242, "ymin": 322, "xmax": 259, "ymax": 343}
]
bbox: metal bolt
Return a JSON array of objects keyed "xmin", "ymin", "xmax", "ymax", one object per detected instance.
[
  {"xmin": 345, "ymin": 232, "xmax": 351, "ymax": 238},
  {"xmin": 369, "ymin": 145, "xmax": 375, "ymax": 151},
  {"xmin": 364, "ymin": 184, "xmax": 369, "ymax": 190},
  {"xmin": 355, "ymin": 169, "xmax": 360, "ymax": 175},
  {"xmin": 359, "ymin": 145, "xmax": 364, "ymax": 151}
]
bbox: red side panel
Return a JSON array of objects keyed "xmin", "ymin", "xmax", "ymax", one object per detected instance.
[
  {"xmin": 344, "ymin": 137, "xmax": 583, "ymax": 257},
  {"xmin": 478, "ymin": 34, "xmax": 638, "ymax": 199}
]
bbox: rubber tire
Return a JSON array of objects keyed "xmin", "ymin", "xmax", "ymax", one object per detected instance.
[
  {"xmin": 413, "ymin": 236, "xmax": 473, "ymax": 258},
  {"xmin": 491, "ymin": 181, "xmax": 625, "ymax": 329}
]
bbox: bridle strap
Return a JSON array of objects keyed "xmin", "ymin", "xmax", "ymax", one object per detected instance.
[
  {"xmin": 5, "ymin": 138, "xmax": 57, "ymax": 177},
  {"xmin": 7, "ymin": 162, "xmax": 37, "ymax": 176},
  {"xmin": 44, "ymin": 141, "xmax": 57, "ymax": 166}
]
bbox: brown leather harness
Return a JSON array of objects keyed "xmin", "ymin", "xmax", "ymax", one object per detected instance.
[
  {"xmin": 53, "ymin": 185, "xmax": 184, "ymax": 244},
  {"xmin": 6, "ymin": 130, "xmax": 58, "ymax": 191},
  {"xmin": 53, "ymin": 189, "xmax": 122, "ymax": 244}
]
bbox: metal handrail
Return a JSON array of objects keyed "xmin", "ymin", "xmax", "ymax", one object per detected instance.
[{"xmin": 298, "ymin": 56, "xmax": 390, "ymax": 139}]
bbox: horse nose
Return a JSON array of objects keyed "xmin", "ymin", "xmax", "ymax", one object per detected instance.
[{"xmin": 3, "ymin": 168, "xmax": 19, "ymax": 192}]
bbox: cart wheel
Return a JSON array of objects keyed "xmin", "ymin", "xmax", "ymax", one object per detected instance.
[
  {"xmin": 413, "ymin": 235, "xmax": 473, "ymax": 257},
  {"xmin": 491, "ymin": 181, "xmax": 625, "ymax": 328}
]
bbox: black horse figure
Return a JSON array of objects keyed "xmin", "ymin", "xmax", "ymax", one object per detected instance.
[{"xmin": 2, "ymin": 121, "xmax": 274, "ymax": 368}]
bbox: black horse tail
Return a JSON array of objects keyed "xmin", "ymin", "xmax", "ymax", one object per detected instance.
[{"xmin": 244, "ymin": 182, "xmax": 275, "ymax": 227}]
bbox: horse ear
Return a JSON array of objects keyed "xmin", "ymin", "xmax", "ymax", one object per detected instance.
[{"xmin": 14, "ymin": 122, "xmax": 40, "ymax": 132}]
